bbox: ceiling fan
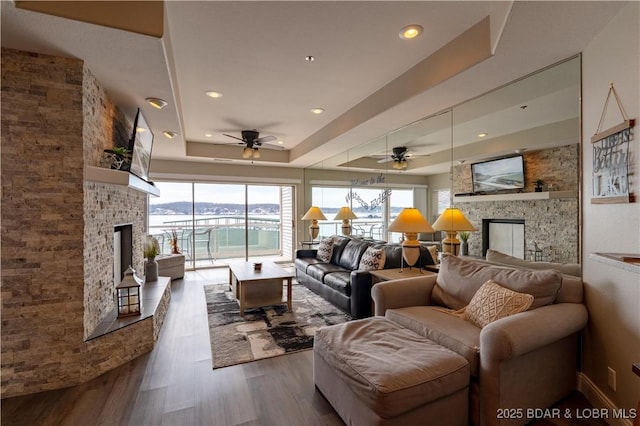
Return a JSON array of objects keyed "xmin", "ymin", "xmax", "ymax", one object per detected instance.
[
  {"xmin": 222, "ymin": 129, "xmax": 281, "ymax": 159},
  {"xmin": 374, "ymin": 147, "xmax": 412, "ymax": 170}
]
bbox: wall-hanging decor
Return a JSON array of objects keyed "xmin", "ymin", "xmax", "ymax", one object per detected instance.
[{"xmin": 591, "ymin": 84, "xmax": 635, "ymax": 204}]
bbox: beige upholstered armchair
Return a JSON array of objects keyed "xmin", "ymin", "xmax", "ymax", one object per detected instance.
[{"xmin": 372, "ymin": 254, "xmax": 588, "ymax": 426}]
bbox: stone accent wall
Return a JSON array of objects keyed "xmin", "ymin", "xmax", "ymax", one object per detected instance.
[
  {"xmin": 459, "ymin": 199, "xmax": 579, "ymax": 263},
  {"xmin": 453, "ymin": 145, "xmax": 579, "ymax": 194},
  {"xmin": 1, "ymin": 48, "xmax": 159, "ymax": 398},
  {"xmin": 82, "ymin": 65, "xmax": 144, "ymax": 338},
  {"xmin": 1, "ymin": 49, "xmax": 86, "ymax": 397},
  {"xmin": 452, "ymin": 145, "xmax": 580, "ymax": 263},
  {"xmin": 83, "ymin": 182, "xmax": 146, "ymax": 337}
]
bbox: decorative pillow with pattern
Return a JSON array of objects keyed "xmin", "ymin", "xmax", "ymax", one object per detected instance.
[
  {"xmin": 464, "ymin": 279, "xmax": 534, "ymax": 328},
  {"xmin": 316, "ymin": 238, "xmax": 334, "ymax": 263},
  {"xmin": 426, "ymin": 245, "xmax": 438, "ymax": 264},
  {"xmin": 358, "ymin": 246, "xmax": 386, "ymax": 271}
]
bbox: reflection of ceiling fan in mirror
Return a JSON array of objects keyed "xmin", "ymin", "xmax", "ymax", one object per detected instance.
[
  {"xmin": 222, "ymin": 129, "xmax": 282, "ymax": 159},
  {"xmin": 373, "ymin": 147, "xmax": 416, "ymax": 170}
]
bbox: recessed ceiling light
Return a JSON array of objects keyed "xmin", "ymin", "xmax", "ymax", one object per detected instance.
[
  {"xmin": 136, "ymin": 127, "xmax": 145, "ymax": 133},
  {"xmin": 477, "ymin": 132, "xmax": 488, "ymax": 138},
  {"xmin": 277, "ymin": 140, "xmax": 284, "ymax": 145},
  {"xmin": 163, "ymin": 131, "xmax": 177, "ymax": 139},
  {"xmin": 146, "ymin": 97, "xmax": 168, "ymax": 109},
  {"xmin": 205, "ymin": 133, "xmax": 213, "ymax": 138},
  {"xmin": 399, "ymin": 24, "xmax": 423, "ymax": 40},
  {"xmin": 206, "ymin": 91, "xmax": 223, "ymax": 99},
  {"xmin": 305, "ymin": 55, "xmax": 315, "ymax": 62},
  {"xmin": 311, "ymin": 108, "xmax": 325, "ymax": 114}
]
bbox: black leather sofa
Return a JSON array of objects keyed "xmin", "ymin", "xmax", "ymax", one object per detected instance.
[{"xmin": 295, "ymin": 236, "xmax": 435, "ymax": 318}]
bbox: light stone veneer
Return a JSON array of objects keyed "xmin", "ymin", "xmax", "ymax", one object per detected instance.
[
  {"xmin": 452, "ymin": 145, "xmax": 580, "ymax": 263},
  {"xmin": 1, "ymin": 48, "xmax": 168, "ymax": 398}
]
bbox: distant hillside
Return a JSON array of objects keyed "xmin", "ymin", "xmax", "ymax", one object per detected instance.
[{"xmin": 150, "ymin": 202, "xmax": 280, "ymax": 215}]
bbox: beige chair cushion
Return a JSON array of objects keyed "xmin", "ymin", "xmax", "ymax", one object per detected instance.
[
  {"xmin": 433, "ymin": 254, "xmax": 561, "ymax": 310},
  {"xmin": 486, "ymin": 249, "xmax": 581, "ymax": 277},
  {"xmin": 464, "ymin": 280, "xmax": 534, "ymax": 328},
  {"xmin": 386, "ymin": 306, "xmax": 481, "ymax": 377}
]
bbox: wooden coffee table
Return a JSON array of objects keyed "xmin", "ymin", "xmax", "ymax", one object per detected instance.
[{"xmin": 228, "ymin": 261, "xmax": 293, "ymax": 317}]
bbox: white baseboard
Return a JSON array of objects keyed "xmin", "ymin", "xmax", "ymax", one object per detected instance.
[{"xmin": 578, "ymin": 372, "xmax": 634, "ymax": 426}]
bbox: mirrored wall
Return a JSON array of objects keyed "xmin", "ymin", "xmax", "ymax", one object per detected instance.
[{"xmin": 305, "ymin": 55, "xmax": 581, "ymax": 265}]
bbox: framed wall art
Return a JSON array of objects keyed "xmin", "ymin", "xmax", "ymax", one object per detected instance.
[{"xmin": 591, "ymin": 84, "xmax": 636, "ymax": 204}]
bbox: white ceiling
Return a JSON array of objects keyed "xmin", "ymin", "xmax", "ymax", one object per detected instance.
[{"xmin": 1, "ymin": 1, "xmax": 627, "ymax": 174}]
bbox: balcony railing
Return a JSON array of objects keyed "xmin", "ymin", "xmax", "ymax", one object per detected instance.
[
  {"xmin": 149, "ymin": 216, "xmax": 281, "ymax": 261},
  {"xmin": 149, "ymin": 216, "xmax": 388, "ymax": 264}
]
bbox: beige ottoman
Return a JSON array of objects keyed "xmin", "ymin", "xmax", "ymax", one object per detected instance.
[
  {"xmin": 156, "ymin": 254, "xmax": 185, "ymax": 280},
  {"xmin": 314, "ymin": 317, "xmax": 469, "ymax": 426}
]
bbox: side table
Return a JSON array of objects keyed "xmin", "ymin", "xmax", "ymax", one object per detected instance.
[{"xmin": 369, "ymin": 267, "xmax": 434, "ymax": 284}]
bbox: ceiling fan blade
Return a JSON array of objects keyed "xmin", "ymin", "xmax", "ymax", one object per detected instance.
[
  {"xmin": 259, "ymin": 142, "xmax": 285, "ymax": 151},
  {"xmin": 257, "ymin": 135, "xmax": 277, "ymax": 144},
  {"xmin": 223, "ymin": 133, "xmax": 246, "ymax": 142},
  {"xmin": 377, "ymin": 157, "xmax": 393, "ymax": 164}
]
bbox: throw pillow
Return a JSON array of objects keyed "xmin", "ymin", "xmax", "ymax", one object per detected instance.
[
  {"xmin": 358, "ymin": 246, "xmax": 386, "ymax": 271},
  {"xmin": 426, "ymin": 245, "xmax": 438, "ymax": 264},
  {"xmin": 316, "ymin": 238, "xmax": 334, "ymax": 263},
  {"xmin": 464, "ymin": 279, "xmax": 534, "ymax": 328}
]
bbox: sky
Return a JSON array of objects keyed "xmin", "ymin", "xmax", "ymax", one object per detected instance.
[{"xmin": 150, "ymin": 182, "xmax": 414, "ymax": 209}]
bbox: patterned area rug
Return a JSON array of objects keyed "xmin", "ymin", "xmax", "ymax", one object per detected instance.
[{"xmin": 204, "ymin": 280, "xmax": 351, "ymax": 369}]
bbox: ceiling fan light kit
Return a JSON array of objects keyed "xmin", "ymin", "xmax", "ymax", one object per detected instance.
[{"xmin": 222, "ymin": 129, "xmax": 281, "ymax": 160}]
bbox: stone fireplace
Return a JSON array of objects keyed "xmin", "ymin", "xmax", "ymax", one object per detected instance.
[
  {"xmin": 452, "ymin": 145, "xmax": 580, "ymax": 264},
  {"xmin": 1, "ymin": 48, "xmax": 167, "ymax": 398}
]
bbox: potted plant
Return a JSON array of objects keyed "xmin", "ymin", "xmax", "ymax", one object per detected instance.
[
  {"xmin": 534, "ymin": 179, "xmax": 545, "ymax": 192},
  {"xmin": 169, "ymin": 229, "xmax": 181, "ymax": 254},
  {"xmin": 144, "ymin": 236, "xmax": 160, "ymax": 281},
  {"xmin": 103, "ymin": 146, "xmax": 131, "ymax": 171},
  {"xmin": 458, "ymin": 231, "xmax": 471, "ymax": 256}
]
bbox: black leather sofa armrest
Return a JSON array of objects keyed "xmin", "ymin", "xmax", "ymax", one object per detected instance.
[
  {"xmin": 349, "ymin": 270, "xmax": 374, "ymax": 318},
  {"xmin": 296, "ymin": 249, "xmax": 317, "ymax": 258}
]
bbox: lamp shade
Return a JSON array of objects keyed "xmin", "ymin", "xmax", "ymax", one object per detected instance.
[
  {"xmin": 432, "ymin": 207, "xmax": 477, "ymax": 232},
  {"xmin": 302, "ymin": 206, "xmax": 326, "ymax": 240},
  {"xmin": 388, "ymin": 208, "xmax": 434, "ymax": 233},
  {"xmin": 301, "ymin": 206, "xmax": 327, "ymax": 221},
  {"xmin": 334, "ymin": 207, "xmax": 357, "ymax": 220}
]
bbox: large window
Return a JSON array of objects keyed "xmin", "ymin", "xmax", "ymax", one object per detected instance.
[
  {"xmin": 311, "ymin": 185, "xmax": 419, "ymax": 241},
  {"xmin": 149, "ymin": 182, "xmax": 293, "ymax": 269}
]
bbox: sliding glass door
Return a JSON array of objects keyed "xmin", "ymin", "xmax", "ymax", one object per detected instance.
[{"xmin": 148, "ymin": 181, "xmax": 293, "ymax": 269}]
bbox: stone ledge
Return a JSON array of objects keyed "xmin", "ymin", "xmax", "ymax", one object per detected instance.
[{"xmin": 86, "ymin": 276, "xmax": 171, "ymax": 341}]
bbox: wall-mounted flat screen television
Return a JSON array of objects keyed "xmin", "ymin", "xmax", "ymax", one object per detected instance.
[
  {"xmin": 127, "ymin": 109, "xmax": 154, "ymax": 182},
  {"xmin": 471, "ymin": 155, "xmax": 525, "ymax": 193}
]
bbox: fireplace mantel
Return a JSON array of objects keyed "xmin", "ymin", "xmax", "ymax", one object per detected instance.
[
  {"xmin": 85, "ymin": 166, "xmax": 160, "ymax": 197},
  {"xmin": 454, "ymin": 190, "xmax": 575, "ymax": 203}
]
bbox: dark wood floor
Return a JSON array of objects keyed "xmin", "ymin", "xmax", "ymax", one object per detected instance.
[{"xmin": 1, "ymin": 268, "xmax": 605, "ymax": 426}]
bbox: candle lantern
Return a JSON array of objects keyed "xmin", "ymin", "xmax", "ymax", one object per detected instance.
[{"xmin": 116, "ymin": 266, "xmax": 143, "ymax": 317}]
